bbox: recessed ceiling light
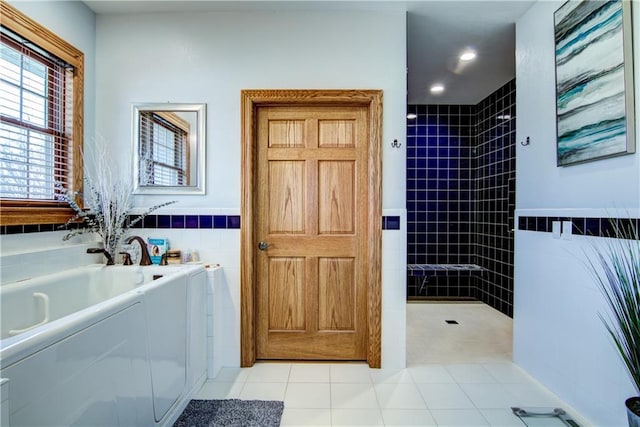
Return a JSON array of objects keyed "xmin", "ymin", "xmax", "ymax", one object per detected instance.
[
  {"xmin": 460, "ymin": 50, "xmax": 477, "ymax": 61},
  {"xmin": 430, "ymin": 84, "xmax": 445, "ymax": 94},
  {"xmin": 407, "ymin": 113, "xmax": 417, "ymax": 119}
]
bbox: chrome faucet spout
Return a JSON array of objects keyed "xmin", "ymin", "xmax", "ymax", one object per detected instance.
[
  {"xmin": 87, "ymin": 247, "xmax": 115, "ymax": 265},
  {"xmin": 125, "ymin": 236, "xmax": 152, "ymax": 266}
]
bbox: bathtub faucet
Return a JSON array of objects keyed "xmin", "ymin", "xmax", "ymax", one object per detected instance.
[
  {"xmin": 86, "ymin": 247, "xmax": 115, "ymax": 265},
  {"xmin": 125, "ymin": 236, "xmax": 153, "ymax": 266}
]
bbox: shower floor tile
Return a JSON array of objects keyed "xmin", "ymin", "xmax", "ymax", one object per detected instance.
[{"xmin": 407, "ymin": 302, "xmax": 513, "ymax": 364}]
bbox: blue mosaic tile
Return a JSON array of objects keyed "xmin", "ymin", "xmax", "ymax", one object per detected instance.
[
  {"xmin": 171, "ymin": 215, "xmax": 185, "ymax": 229},
  {"xmin": 213, "ymin": 215, "xmax": 227, "ymax": 229},
  {"xmin": 199, "ymin": 215, "xmax": 213, "ymax": 229},
  {"xmin": 23, "ymin": 224, "xmax": 39, "ymax": 233},
  {"xmin": 143, "ymin": 215, "xmax": 157, "ymax": 228},
  {"xmin": 600, "ymin": 218, "xmax": 617, "ymax": 237},
  {"xmin": 186, "ymin": 215, "xmax": 199, "ymax": 229},
  {"xmin": 40, "ymin": 224, "xmax": 54, "ymax": 232},
  {"xmin": 158, "ymin": 215, "xmax": 171, "ymax": 229},
  {"xmin": 382, "ymin": 216, "xmax": 401, "ymax": 230},
  {"xmin": 572, "ymin": 218, "xmax": 585, "ymax": 235},
  {"xmin": 6, "ymin": 225, "xmax": 23, "ymax": 234},
  {"xmin": 536, "ymin": 217, "xmax": 548, "ymax": 232},
  {"xmin": 227, "ymin": 216, "xmax": 241, "ymax": 229}
]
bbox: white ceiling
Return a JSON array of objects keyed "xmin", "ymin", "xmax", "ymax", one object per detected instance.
[{"xmin": 83, "ymin": 0, "xmax": 535, "ymax": 105}]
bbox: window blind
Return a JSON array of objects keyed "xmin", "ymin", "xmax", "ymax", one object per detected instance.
[
  {"xmin": 0, "ymin": 28, "xmax": 74, "ymax": 200},
  {"xmin": 138, "ymin": 111, "xmax": 188, "ymax": 186}
]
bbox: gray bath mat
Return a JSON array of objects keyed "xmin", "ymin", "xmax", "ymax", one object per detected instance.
[{"xmin": 173, "ymin": 399, "xmax": 284, "ymax": 427}]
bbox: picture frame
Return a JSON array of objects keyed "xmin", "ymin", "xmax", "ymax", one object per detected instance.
[{"xmin": 554, "ymin": 0, "xmax": 635, "ymax": 166}]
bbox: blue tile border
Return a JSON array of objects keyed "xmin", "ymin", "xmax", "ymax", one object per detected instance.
[
  {"xmin": 383, "ymin": 216, "xmax": 401, "ymax": 230},
  {"xmin": 199, "ymin": 215, "xmax": 213, "ymax": 229},
  {"xmin": 135, "ymin": 214, "xmax": 241, "ymax": 229},
  {"xmin": 518, "ymin": 216, "xmax": 639, "ymax": 239},
  {"xmin": 227, "ymin": 215, "xmax": 241, "ymax": 229},
  {"xmin": 171, "ymin": 215, "xmax": 185, "ymax": 229},
  {"xmin": 213, "ymin": 215, "xmax": 227, "ymax": 229},
  {"xmin": 2, "ymin": 214, "xmax": 403, "ymax": 234},
  {"xmin": 15, "ymin": 215, "xmax": 634, "ymax": 238},
  {"xmin": 186, "ymin": 215, "xmax": 199, "ymax": 229},
  {"xmin": 143, "ymin": 215, "xmax": 157, "ymax": 229}
]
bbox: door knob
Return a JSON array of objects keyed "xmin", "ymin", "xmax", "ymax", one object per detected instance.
[{"xmin": 258, "ymin": 241, "xmax": 269, "ymax": 251}]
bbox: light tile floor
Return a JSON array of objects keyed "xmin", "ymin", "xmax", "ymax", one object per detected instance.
[{"xmin": 194, "ymin": 303, "xmax": 591, "ymax": 426}]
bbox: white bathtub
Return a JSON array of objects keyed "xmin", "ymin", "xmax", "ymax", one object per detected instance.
[{"xmin": 0, "ymin": 263, "xmax": 207, "ymax": 426}]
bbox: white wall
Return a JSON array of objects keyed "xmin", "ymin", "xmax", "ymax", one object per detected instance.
[
  {"xmin": 95, "ymin": 10, "xmax": 406, "ymax": 210},
  {"xmin": 514, "ymin": 2, "xmax": 640, "ymax": 425},
  {"xmin": 94, "ymin": 9, "xmax": 408, "ymax": 369},
  {"xmin": 516, "ymin": 1, "xmax": 639, "ymax": 210}
]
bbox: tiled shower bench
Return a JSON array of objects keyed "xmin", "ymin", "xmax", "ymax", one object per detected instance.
[{"xmin": 407, "ymin": 263, "xmax": 487, "ymax": 295}]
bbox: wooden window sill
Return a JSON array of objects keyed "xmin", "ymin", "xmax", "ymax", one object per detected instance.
[{"xmin": 0, "ymin": 203, "xmax": 75, "ymax": 226}]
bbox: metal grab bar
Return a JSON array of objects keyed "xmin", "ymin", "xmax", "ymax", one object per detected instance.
[{"xmin": 9, "ymin": 292, "xmax": 50, "ymax": 336}]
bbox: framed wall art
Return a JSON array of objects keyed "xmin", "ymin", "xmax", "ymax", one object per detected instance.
[{"xmin": 554, "ymin": 0, "xmax": 635, "ymax": 166}]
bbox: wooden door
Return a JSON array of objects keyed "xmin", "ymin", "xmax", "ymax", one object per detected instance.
[{"xmin": 255, "ymin": 105, "xmax": 369, "ymax": 360}]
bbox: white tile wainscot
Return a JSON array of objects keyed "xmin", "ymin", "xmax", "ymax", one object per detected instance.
[{"xmin": 206, "ymin": 265, "xmax": 224, "ymax": 378}]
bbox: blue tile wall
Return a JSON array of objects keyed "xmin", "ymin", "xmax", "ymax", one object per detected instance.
[
  {"xmin": 407, "ymin": 79, "xmax": 516, "ymax": 317},
  {"xmin": 473, "ymin": 79, "xmax": 516, "ymax": 317},
  {"xmin": 407, "ymin": 104, "xmax": 476, "ymax": 300},
  {"xmin": 407, "ymin": 104, "xmax": 475, "ymax": 267}
]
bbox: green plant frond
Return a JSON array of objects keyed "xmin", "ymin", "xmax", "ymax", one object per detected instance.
[{"xmin": 585, "ymin": 218, "xmax": 640, "ymax": 394}]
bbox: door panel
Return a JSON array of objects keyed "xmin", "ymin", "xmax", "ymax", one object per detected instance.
[
  {"xmin": 268, "ymin": 161, "xmax": 305, "ymax": 233},
  {"xmin": 268, "ymin": 257, "xmax": 305, "ymax": 330},
  {"xmin": 318, "ymin": 257, "xmax": 355, "ymax": 331},
  {"xmin": 269, "ymin": 120, "xmax": 305, "ymax": 147},
  {"xmin": 256, "ymin": 105, "xmax": 369, "ymax": 360},
  {"xmin": 318, "ymin": 161, "xmax": 355, "ymax": 234},
  {"xmin": 318, "ymin": 119, "xmax": 355, "ymax": 147}
]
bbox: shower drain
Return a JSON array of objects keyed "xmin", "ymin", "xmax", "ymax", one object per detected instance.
[{"xmin": 445, "ymin": 320, "xmax": 459, "ymax": 324}]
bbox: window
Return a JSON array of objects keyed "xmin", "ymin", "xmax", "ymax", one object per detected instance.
[
  {"xmin": 0, "ymin": 2, "xmax": 84, "ymax": 226},
  {"xmin": 138, "ymin": 111, "xmax": 189, "ymax": 186},
  {"xmin": 0, "ymin": 31, "xmax": 72, "ymax": 200}
]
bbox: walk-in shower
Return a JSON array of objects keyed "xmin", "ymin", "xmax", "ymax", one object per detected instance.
[{"xmin": 406, "ymin": 79, "xmax": 516, "ymax": 317}]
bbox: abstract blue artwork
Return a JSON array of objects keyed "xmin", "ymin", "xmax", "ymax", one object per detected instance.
[{"xmin": 554, "ymin": 0, "xmax": 635, "ymax": 166}]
